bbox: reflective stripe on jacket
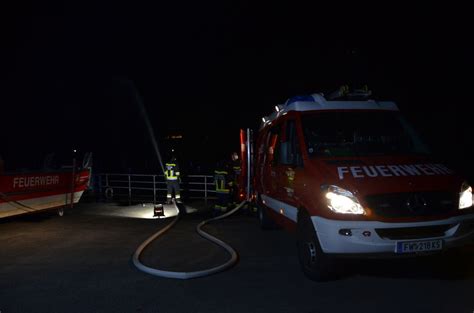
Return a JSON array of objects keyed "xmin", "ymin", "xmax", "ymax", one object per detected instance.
[
  {"xmin": 165, "ymin": 163, "xmax": 180, "ymax": 180},
  {"xmin": 214, "ymin": 170, "xmax": 230, "ymax": 193}
]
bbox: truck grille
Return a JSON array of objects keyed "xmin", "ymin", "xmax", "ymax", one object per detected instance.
[
  {"xmin": 365, "ymin": 192, "xmax": 457, "ymax": 218},
  {"xmin": 375, "ymin": 224, "xmax": 454, "ymax": 240}
]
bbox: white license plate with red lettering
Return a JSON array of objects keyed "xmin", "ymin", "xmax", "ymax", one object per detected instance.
[{"xmin": 395, "ymin": 239, "xmax": 443, "ymax": 253}]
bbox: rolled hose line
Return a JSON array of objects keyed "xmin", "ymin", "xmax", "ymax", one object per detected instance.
[{"xmin": 132, "ymin": 200, "xmax": 248, "ymax": 279}]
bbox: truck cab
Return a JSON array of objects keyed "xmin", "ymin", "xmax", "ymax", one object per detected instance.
[{"xmin": 254, "ymin": 90, "xmax": 474, "ymax": 281}]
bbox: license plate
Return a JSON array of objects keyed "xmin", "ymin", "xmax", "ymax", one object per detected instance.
[{"xmin": 395, "ymin": 239, "xmax": 443, "ymax": 254}]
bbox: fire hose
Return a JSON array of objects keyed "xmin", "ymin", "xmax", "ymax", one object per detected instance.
[
  {"xmin": 126, "ymin": 76, "xmax": 246, "ymax": 278},
  {"xmin": 132, "ymin": 200, "xmax": 247, "ymax": 279}
]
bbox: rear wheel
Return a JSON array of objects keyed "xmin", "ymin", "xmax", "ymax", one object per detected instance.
[{"xmin": 297, "ymin": 209, "xmax": 336, "ymax": 281}]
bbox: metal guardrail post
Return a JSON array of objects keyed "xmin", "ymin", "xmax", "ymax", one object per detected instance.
[
  {"xmin": 98, "ymin": 175, "xmax": 102, "ymax": 200},
  {"xmin": 128, "ymin": 174, "xmax": 132, "ymax": 205},
  {"xmin": 70, "ymin": 157, "xmax": 76, "ymax": 209},
  {"xmin": 153, "ymin": 175, "xmax": 156, "ymax": 205},
  {"xmin": 204, "ymin": 175, "xmax": 208, "ymax": 204},
  {"xmin": 105, "ymin": 174, "xmax": 109, "ymax": 201}
]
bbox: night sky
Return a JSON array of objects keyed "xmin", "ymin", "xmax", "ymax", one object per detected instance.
[{"xmin": 3, "ymin": 2, "xmax": 473, "ymax": 177}]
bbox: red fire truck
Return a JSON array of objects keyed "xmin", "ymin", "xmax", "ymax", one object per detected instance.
[{"xmin": 253, "ymin": 88, "xmax": 474, "ymax": 281}]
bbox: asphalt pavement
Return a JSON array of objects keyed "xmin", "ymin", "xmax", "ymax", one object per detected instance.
[{"xmin": 1, "ymin": 201, "xmax": 473, "ymax": 313}]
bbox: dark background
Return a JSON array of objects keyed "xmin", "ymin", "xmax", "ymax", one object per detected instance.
[{"xmin": 2, "ymin": 2, "xmax": 473, "ymax": 178}]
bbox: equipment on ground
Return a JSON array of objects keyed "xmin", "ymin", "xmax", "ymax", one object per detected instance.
[{"xmin": 153, "ymin": 204, "xmax": 165, "ymax": 218}]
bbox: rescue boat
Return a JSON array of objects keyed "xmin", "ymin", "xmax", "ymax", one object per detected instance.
[{"xmin": 0, "ymin": 159, "xmax": 91, "ymax": 219}]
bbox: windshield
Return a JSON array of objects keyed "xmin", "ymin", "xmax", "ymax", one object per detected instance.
[{"xmin": 302, "ymin": 111, "xmax": 430, "ymax": 157}]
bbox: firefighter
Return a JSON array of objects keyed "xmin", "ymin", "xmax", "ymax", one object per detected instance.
[
  {"xmin": 164, "ymin": 157, "xmax": 181, "ymax": 204},
  {"xmin": 213, "ymin": 160, "xmax": 232, "ymax": 215}
]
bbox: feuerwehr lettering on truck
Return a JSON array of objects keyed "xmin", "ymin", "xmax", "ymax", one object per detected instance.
[
  {"xmin": 337, "ymin": 163, "xmax": 452, "ymax": 180},
  {"xmin": 13, "ymin": 175, "xmax": 60, "ymax": 188}
]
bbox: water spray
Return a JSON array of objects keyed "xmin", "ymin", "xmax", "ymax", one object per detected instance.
[{"xmin": 123, "ymin": 78, "xmax": 165, "ymax": 174}]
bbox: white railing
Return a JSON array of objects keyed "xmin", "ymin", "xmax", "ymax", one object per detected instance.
[{"xmin": 95, "ymin": 173, "xmax": 216, "ymax": 204}]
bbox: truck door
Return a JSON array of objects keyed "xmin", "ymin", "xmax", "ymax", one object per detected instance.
[
  {"xmin": 279, "ymin": 119, "xmax": 304, "ymax": 207},
  {"xmin": 262, "ymin": 123, "xmax": 282, "ymax": 197}
]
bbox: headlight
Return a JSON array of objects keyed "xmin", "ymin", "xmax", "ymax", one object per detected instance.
[
  {"xmin": 459, "ymin": 182, "xmax": 473, "ymax": 209},
  {"xmin": 324, "ymin": 185, "xmax": 365, "ymax": 215}
]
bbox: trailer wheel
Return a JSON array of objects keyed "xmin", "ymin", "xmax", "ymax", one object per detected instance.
[
  {"xmin": 296, "ymin": 209, "xmax": 335, "ymax": 281},
  {"xmin": 105, "ymin": 187, "xmax": 114, "ymax": 200},
  {"xmin": 57, "ymin": 207, "xmax": 64, "ymax": 217}
]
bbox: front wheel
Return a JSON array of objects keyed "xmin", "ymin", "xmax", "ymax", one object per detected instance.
[
  {"xmin": 57, "ymin": 207, "xmax": 64, "ymax": 217},
  {"xmin": 296, "ymin": 209, "xmax": 336, "ymax": 281}
]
